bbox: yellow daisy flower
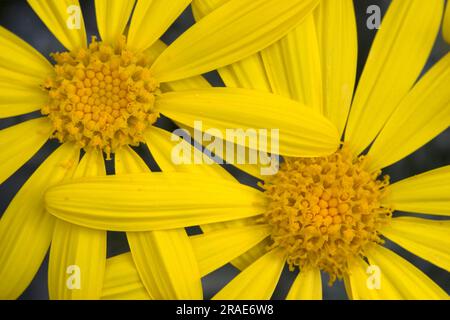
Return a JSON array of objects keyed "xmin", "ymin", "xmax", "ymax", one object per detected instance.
[
  {"xmin": 45, "ymin": 0, "xmax": 449, "ymax": 299},
  {"xmin": 0, "ymin": 0, "xmax": 333, "ymax": 299}
]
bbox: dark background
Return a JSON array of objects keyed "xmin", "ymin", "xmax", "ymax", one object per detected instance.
[{"xmin": 0, "ymin": 0, "xmax": 448, "ymax": 299}]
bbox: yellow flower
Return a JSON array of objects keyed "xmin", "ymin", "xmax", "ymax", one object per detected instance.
[
  {"xmin": 45, "ymin": 0, "xmax": 450, "ymax": 299},
  {"xmin": 0, "ymin": 0, "xmax": 330, "ymax": 299}
]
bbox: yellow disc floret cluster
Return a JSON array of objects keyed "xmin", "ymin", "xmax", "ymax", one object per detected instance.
[
  {"xmin": 262, "ymin": 147, "xmax": 392, "ymax": 283},
  {"xmin": 41, "ymin": 36, "xmax": 160, "ymax": 157}
]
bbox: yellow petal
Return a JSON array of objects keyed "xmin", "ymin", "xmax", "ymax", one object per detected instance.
[
  {"xmin": 143, "ymin": 126, "xmax": 267, "ymax": 271},
  {"xmin": 27, "ymin": 0, "xmax": 87, "ymax": 51},
  {"xmin": 49, "ymin": 220, "xmax": 106, "ymax": 299},
  {"xmin": 229, "ymin": 242, "xmax": 270, "ymax": 271},
  {"xmin": 48, "ymin": 150, "xmax": 106, "ymax": 300},
  {"xmin": 192, "ymin": 0, "xmax": 271, "ymax": 91},
  {"xmin": 0, "ymin": 143, "xmax": 79, "ymax": 299},
  {"xmin": 115, "ymin": 146, "xmax": 203, "ymax": 300},
  {"xmin": 286, "ymin": 267, "xmax": 322, "ymax": 300},
  {"xmin": 314, "ymin": 0, "xmax": 357, "ymax": 135},
  {"xmin": 102, "ymin": 253, "xmax": 150, "ymax": 300},
  {"xmin": 0, "ymin": 118, "xmax": 52, "ymax": 184},
  {"xmin": 199, "ymin": 217, "xmax": 270, "ymax": 270},
  {"xmin": 127, "ymin": 230, "xmax": 203, "ymax": 299},
  {"xmin": 444, "ymin": 1, "xmax": 450, "ymax": 44},
  {"xmin": 381, "ymin": 217, "xmax": 450, "ymax": 272},
  {"xmin": 382, "ymin": 165, "xmax": 450, "ymax": 216},
  {"xmin": 0, "ymin": 26, "xmax": 53, "ymax": 86},
  {"xmin": 115, "ymin": 145, "xmax": 150, "ymax": 174},
  {"xmin": 156, "ymin": 88, "xmax": 340, "ymax": 157},
  {"xmin": 72, "ymin": 149, "xmax": 106, "ymax": 178},
  {"xmin": 217, "ymin": 56, "xmax": 271, "ymax": 92},
  {"xmin": 345, "ymin": 0, "xmax": 443, "ymax": 155},
  {"xmin": 212, "ymin": 248, "xmax": 286, "ymax": 300},
  {"xmin": 191, "ymin": 0, "xmax": 225, "ymax": 19},
  {"xmin": 365, "ymin": 245, "xmax": 448, "ymax": 299},
  {"xmin": 94, "ymin": 0, "xmax": 135, "ymax": 44},
  {"xmin": 0, "ymin": 27, "xmax": 53, "ymax": 117},
  {"xmin": 167, "ymin": 122, "xmax": 268, "ymax": 180},
  {"xmin": 367, "ymin": 52, "xmax": 450, "ymax": 172},
  {"xmin": 144, "ymin": 126, "xmax": 233, "ymax": 181},
  {"xmin": 261, "ymin": 16, "xmax": 322, "ymax": 113},
  {"xmin": 101, "ymin": 226, "xmax": 271, "ymax": 300},
  {"xmin": 344, "ymin": 257, "xmax": 403, "ymax": 300},
  {"xmin": 0, "ymin": 83, "xmax": 50, "ymax": 118},
  {"xmin": 127, "ymin": 0, "xmax": 191, "ymax": 52},
  {"xmin": 145, "ymin": 40, "xmax": 211, "ymax": 93},
  {"xmin": 191, "ymin": 225, "xmax": 270, "ymax": 276},
  {"xmin": 45, "ymin": 173, "xmax": 265, "ymax": 231},
  {"xmin": 151, "ymin": 0, "xmax": 320, "ymax": 82}
]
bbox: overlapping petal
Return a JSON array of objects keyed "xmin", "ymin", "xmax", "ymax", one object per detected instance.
[
  {"xmin": 345, "ymin": 0, "xmax": 443, "ymax": 154},
  {"xmin": 0, "ymin": 143, "xmax": 79, "ymax": 299},
  {"xmin": 151, "ymin": 0, "xmax": 320, "ymax": 82}
]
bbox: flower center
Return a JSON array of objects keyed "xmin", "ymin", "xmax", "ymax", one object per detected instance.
[
  {"xmin": 41, "ymin": 36, "xmax": 160, "ymax": 157},
  {"xmin": 261, "ymin": 146, "xmax": 392, "ymax": 283}
]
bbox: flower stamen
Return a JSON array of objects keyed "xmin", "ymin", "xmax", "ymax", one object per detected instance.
[
  {"xmin": 41, "ymin": 36, "xmax": 160, "ymax": 158},
  {"xmin": 262, "ymin": 146, "xmax": 392, "ymax": 283}
]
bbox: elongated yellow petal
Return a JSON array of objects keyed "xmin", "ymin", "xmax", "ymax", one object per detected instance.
[
  {"xmin": 381, "ymin": 217, "xmax": 450, "ymax": 272},
  {"xmin": 119, "ymin": 126, "xmax": 232, "ymax": 182},
  {"xmin": 0, "ymin": 143, "xmax": 79, "ymax": 299},
  {"xmin": 261, "ymin": 16, "xmax": 322, "ymax": 112},
  {"xmin": 94, "ymin": 0, "xmax": 135, "ymax": 44},
  {"xmin": 145, "ymin": 40, "xmax": 211, "ymax": 93},
  {"xmin": 345, "ymin": 0, "xmax": 443, "ymax": 155},
  {"xmin": 48, "ymin": 150, "xmax": 106, "ymax": 300},
  {"xmin": 217, "ymin": 56, "xmax": 271, "ymax": 92},
  {"xmin": 382, "ymin": 165, "xmax": 450, "ymax": 216},
  {"xmin": 0, "ymin": 27, "xmax": 53, "ymax": 117},
  {"xmin": 27, "ymin": 0, "xmax": 87, "ymax": 50},
  {"xmin": 49, "ymin": 220, "xmax": 106, "ymax": 299},
  {"xmin": 314, "ymin": 0, "xmax": 357, "ymax": 135},
  {"xmin": 156, "ymin": 88, "xmax": 340, "ymax": 157},
  {"xmin": 144, "ymin": 126, "xmax": 233, "ymax": 181},
  {"xmin": 151, "ymin": 0, "xmax": 320, "ymax": 82},
  {"xmin": 0, "ymin": 26, "xmax": 53, "ymax": 86},
  {"xmin": 367, "ymin": 53, "xmax": 450, "ymax": 171},
  {"xmin": 229, "ymin": 242, "xmax": 270, "ymax": 271},
  {"xmin": 101, "ymin": 225, "xmax": 270, "ymax": 299},
  {"xmin": 444, "ymin": 2, "xmax": 450, "ymax": 44},
  {"xmin": 286, "ymin": 267, "xmax": 322, "ymax": 300},
  {"xmin": 191, "ymin": 0, "xmax": 224, "ymax": 19},
  {"xmin": 115, "ymin": 145, "xmax": 150, "ymax": 174},
  {"xmin": 192, "ymin": 0, "xmax": 271, "ymax": 91},
  {"xmin": 115, "ymin": 147, "xmax": 203, "ymax": 300},
  {"xmin": 344, "ymin": 257, "xmax": 403, "ymax": 300},
  {"xmin": 127, "ymin": 230, "xmax": 203, "ymax": 299},
  {"xmin": 72, "ymin": 148, "xmax": 106, "ymax": 178},
  {"xmin": 143, "ymin": 127, "xmax": 268, "ymax": 272},
  {"xmin": 0, "ymin": 83, "xmax": 49, "ymax": 118},
  {"xmin": 127, "ymin": 0, "xmax": 191, "ymax": 52},
  {"xmin": 45, "ymin": 173, "xmax": 265, "ymax": 231},
  {"xmin": 213, "ymin": 248, "xmax": 286, "ymax": 300},
  {"xmin": 191, "ymin": 225, "xmax": 270, "ymax": 276},
  {"xmin": 199, "ymin": 217, "xmax": 270, "ymax": 270},
  {"xmin": 0, "ymin": 118, "xmax": 51, "ymax": 184},
  {"xmin": 102, "ymin": 253, "xmax": 150, "ymax": 300},
  {"xmin": 144, "ymin": 125, "xmax": 197, "ymax": 172},
  {"xmin": 167, "ymin": 121, "xmax": 268, "ymax": 180},
  {"xmin": 365, "ymin": 245, "xmax": 448, "ymax": 299}
]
